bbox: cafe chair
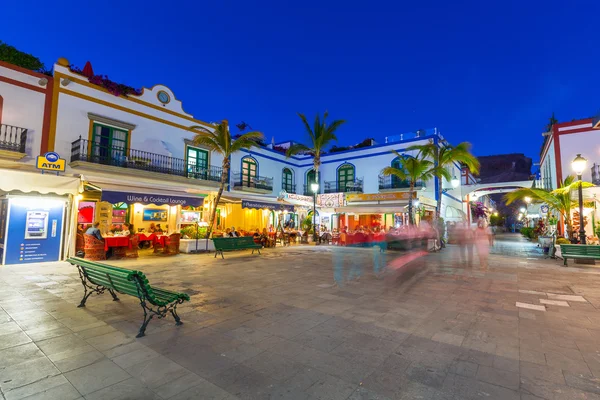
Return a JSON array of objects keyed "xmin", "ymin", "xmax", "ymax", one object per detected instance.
[
  {"xmin": 162, "ymin": 233, "xmax": 181, "ymax": 256},
  {"xmin": 126, "ymin": 235, "xmax": 139, "ymax": 258},
  {"xmin": 83, "ymin": 234, "xmax": 106, "ymax": 261},
  {"xmin": 76, "ymin": 233, "xmax": 85, "ymax": 254}
]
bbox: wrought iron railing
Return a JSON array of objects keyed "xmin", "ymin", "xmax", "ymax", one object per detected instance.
[
  {"xmin": 0, "ymin": 124, "xmax": 27, "ymax": 153},
  {"xmin": 282, "ymin": 183, "xmax": 296, "ymax": 194},
  {"xmin": 232, "ymin": 172, "xmax": 273, "ymax": 191},
  {"xmin": 70, "ymin": 137, "xmax": 222, "ymax": 182},
  {"xmin": 592, "ymin": 164, "xmax": 600, "ymax": 186},
  {"xmin": 378, "ymin": 175, "xmax": 424, "ymax": 190},
  {"xmin": 323, "ymin": 179, "xmax": 364, "ymax": 193}
]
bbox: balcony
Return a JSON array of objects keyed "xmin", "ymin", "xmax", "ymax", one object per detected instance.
[
  {"xmin": 70, "ymin": 138, "xmax": 222, "ymax": 185},
  {"xmin": 592, "ymin": 163, "xmax": 600, "ymax": 185},
  {"xmin": 232, "ymin": 173, "xmax": 273, "ymax": 193},
  {"xmin": 323, "ymin": 179, "xmax": 364, "ymax": 194},
  {"xmin": 281, "ymin": 183, "xmax": 296, "ymax": 194},
  {"xmin": 0, "ymin": 124, "xmax": 28, "ymax": 159},
  {"xmin": 378, "ymin": 175, "xmax": 424, "ymax": 191},
  {"xmin": 303, "ymin": 184, "xmax": 318, "ymax": 196}
]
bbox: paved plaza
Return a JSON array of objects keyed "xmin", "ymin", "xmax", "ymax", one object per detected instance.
[{"xmin": 2, "ymin": 234, "xmax": 600, "ymax": 399}]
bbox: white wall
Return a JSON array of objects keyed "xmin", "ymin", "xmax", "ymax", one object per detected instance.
[
  {"xmin": 539, "ymin": 136, "xmax": 556, "ymax": 190},
  {"xmin": 0, "ymin": 65, "xmax": 47, "ymax": 163},
  {"xmin": 558, "ymin": 129, "xmax": 599, "ymax": 184},
  {"xmin": 52, "ymin": 64, "xmax": 224, "ymax": 175}
]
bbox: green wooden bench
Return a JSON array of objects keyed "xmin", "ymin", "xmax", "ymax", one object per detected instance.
[
  {"xmin": 212, "ymin": 236, "xmax": 262, "ymax": 259},
  {"xmin": 67, "ymin": 257, "xmax": 190, "ymax": 338},
  {"xmin": 560, "ymin": 244, "xmax": 600, "ymax": 266}
]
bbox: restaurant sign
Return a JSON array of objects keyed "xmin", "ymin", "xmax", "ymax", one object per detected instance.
[
  {"xmin": 346, "ymin": 192, "xmax": 416, "ymax": 203},
  {"xmin": 242, "ymin": 199, "xmax": 295, "ymax": 212},
  {"xmin": 102, "ymin": 190, "xmax": 204, "ymax": 207},
  {"xmin": 317, "ymin": 193, "xmax": 344, "ymax": 208}
]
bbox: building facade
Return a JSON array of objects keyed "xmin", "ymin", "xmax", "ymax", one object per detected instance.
[{"xmin": 0, "ymin": 57, "xmax": 470, "ymax": 264}]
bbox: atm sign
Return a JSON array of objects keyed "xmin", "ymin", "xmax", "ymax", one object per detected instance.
[{"xmin": 36, "ymin": 152, "xmax": 66, "ymax": 172}]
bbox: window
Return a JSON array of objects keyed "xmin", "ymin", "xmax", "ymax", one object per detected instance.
[
  {"xmin": 187, "ymin": 147, "xmax": 209, "ymax": 179},
  {"xmin": 391, "ymin": 158, "xmax": 408, "ymax": 188},
  {"xmin": 282, "ymin": 168, "xmax": 294, "ymax": 192},
  {"xmin": 337, "ymin": 164, "xmax": 355, "ymax": 192},
  {"xmin": 91, "ymin": 123, "xmax": 128, "ymax": 164},
  {"xmin": 242, "ymin": 157, "xmax": 257, "ymax": 186}
]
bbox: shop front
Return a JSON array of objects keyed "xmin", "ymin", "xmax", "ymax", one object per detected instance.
[
  {"xmin": 335, "ymin": 191, "xmax": 419, "ymax": 230},
  {"xmin": 0, "ymin": 170, "xmax": 81, "ymax": 265},
  {"xmin": 77, "ymin": 185, "xmax": 206, "ymax": 255},
  {"xmin": 214, "ymin": 196, "xmax": 295, "ymax": 235}
]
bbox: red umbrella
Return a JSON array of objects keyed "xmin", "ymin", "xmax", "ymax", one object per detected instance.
[{"xmin": 82, "ymin": 61, "xmax": 94, "ymax": 78}]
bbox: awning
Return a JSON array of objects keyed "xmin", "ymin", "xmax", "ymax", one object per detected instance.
[
  {"xmin": 0, "ymin": 169, "xmax": 80, "ymax": 196},
  {"xmin": 101, "ymin": 190, "xmax": 204, "ymax": 207},
  {"xmin": 241, "ymin": 199, "xmax": 294, "ymax": 212},
  {"xmin": 445, "ymin": 206, "xmax": 466, "ymax": 221}
]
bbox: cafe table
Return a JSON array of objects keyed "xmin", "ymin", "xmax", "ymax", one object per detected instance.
[{"xmin": 104, "ymin": 236, "xmax": 131, "ymax": 252}]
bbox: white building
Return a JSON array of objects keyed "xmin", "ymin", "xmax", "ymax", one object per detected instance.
[{"xmin": 0, "ymin": 56, "xmax": 471, "ymax": 264}]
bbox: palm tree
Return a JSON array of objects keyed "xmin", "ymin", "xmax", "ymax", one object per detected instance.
[
  {"xmin": 504, "ymin": 175, "xmax": 593, "ymax": 237},
  {"xmin": 191, "ymin": 120, "xmax": 263, "ymax": 238},
  {"xmin": 408, "ymin": 142, "xmax": 480, "ymax": 221},
  {"xmin": 285, "ymin": 111, "xmax": 346, "ymax": 183},
  {"xmin": 381, "ymin": 151, "xmax": 435, "ymax": 225}
]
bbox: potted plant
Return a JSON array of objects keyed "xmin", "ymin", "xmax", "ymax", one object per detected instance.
[{"xmin": 547, "ymin": 215, "xmax": 558, "ymax": 234}]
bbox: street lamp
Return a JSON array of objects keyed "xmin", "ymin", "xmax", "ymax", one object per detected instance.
[
  {"xmin": 311, "ymin": 182, "xmax": 319, "ymax": 244},
  {"xmin": 519, "ymin": 207, "xmax": 526, "ymax": 213},
  {"xmin": 572, "ymin": 154, "xmax": 588, "ymax": 244},
  {"xmin": 451, "ymin": 175, "xmax": 460, "ymax": 188},
  {"xmin": 524, "ymin": 196, "xmax": 531, "ymax": 204}
]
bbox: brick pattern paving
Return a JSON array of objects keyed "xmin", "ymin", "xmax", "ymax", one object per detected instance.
[{"xmin": 1, "ymin": 234, "xmax": 600, "ymax": 399}]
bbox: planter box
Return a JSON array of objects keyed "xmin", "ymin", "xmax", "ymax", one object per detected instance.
[{"xmin": 180, "ymin": 238, "xmax": 215, "ymax": 253}]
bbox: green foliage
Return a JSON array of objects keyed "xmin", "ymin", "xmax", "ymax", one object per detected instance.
[
  {"xmin": 301, "ymin": 216, "xmax": 313, "ymax": 233},
  {"xmin": 547, "ymin": 215, "xmax": 558, "ymax": 225},
  {"xmin": 286, "ymin": 111, "xmax": 346, "ymax": 175},
  {"xmin": 489, "ymin": 214, "xmax": 503, "ymax": 226},
  {"xmin": 556, "ymin": 237, "xmax": 570, "ymax": 245},
  {"xmin": 0, "ymin": 41, "xmax": 46, "ymax": 72},
  {"xmin": 505, "ymin": 175, "xmax": 593, "ymax": 237},
  {"xmin": 180, "ymin": 225, "xmax": 207, "ymax": 239},
  {"xmin": 520, "ymin": 227, "xmax": 536, "ymax": 239}
]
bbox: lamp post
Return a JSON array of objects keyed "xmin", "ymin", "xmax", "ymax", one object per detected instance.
[
  {"xmin": 451, "ymin": 175, "xmax": 459, "ymax": 188},
  {"xmin": 572, "ymin": 154, "xmax": 588, "ymax": 244},
  {"xmin": 311, "ymin": 182, "xmax": 319, "ymax": 244}
]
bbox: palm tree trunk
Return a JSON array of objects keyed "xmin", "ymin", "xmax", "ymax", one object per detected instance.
[
  {"xmin": 408, "ymin": 181, "xmax": 415, "ymax": 226},
  {"xmin": 206, "ymin": 160, "xmax": 229, "ymax": 239}
]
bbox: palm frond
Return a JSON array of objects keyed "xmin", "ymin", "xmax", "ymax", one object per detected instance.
[
  {"xmin": 381, "ymin": 166, "xmax": 408, "ymax": 180},
  {"xmin": 230, "ymin": 131, "xmax": 263, "ymax": 153},
  {"xmin": 297, "ymin": 113, "xmax": 315, "ymax": 145},
  {"xmin": 286, "ymin": 143, "xmax": 311, "ymax": 157}
]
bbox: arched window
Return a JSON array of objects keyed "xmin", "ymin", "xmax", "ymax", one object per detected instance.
[
  {"xmin": 390, "ymin": 157, "xmax": 410, "ymax": 189},
  {"xmin": 337, "ymin": 163, "xmax": 355, "ymax": 192},
  {"xmin": 282, "ymin": 168, "xmax": 294, "ymax": 193},
  {"xmin": 241, "ymin": 156, "xmax": 257, "ymax": 187},
  {"xmin": 305, "ymin": 169, "xmax": 317, "ymax": 195}
]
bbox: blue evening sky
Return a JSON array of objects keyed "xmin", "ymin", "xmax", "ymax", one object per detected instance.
[{"xmin": 3, "ymin": 0, "xmax": 599, "ymax": 162}]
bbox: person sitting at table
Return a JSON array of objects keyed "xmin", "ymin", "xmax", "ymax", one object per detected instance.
[
  {"xmin": 155, "ymin": 224, "xmax": 164, "ymax": 233},
  {"xmin": 121, "ymin": 223, "xmax": 131, "ymax": 236},
  {"xmin": 225, "ymin": 228, "xmax": 233, "ymax": 237},
  {"xmin": 230, "ymin": 227, "xmax": 239, "ymax": 237},
  {"xmin": 77, "ymin": 223, "xmax": 85, "ymax": 235},
  {"xmin": 85, "ymin": 222, "xmax": 104, "ymax": 241},
  {"xmin": 149, "ymin": 223, "xmax": 157, "ymax": 233},
  {"xmin": 261, "ymin": 228, "xmax": 272, "ymax": 247}
]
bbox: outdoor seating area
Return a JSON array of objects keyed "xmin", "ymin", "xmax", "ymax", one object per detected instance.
[{"xmin": 560, "ymin": 243, "xmax": 600, "ymax": 266}]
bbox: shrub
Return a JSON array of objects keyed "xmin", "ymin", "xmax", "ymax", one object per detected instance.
[
  {"xmin": 180, "ymin": 225, "xmax": 207, "ymax": 239},
  {"xmin": 520, "ymin": 227, "xmax": 535, "ymax": 239},
  {"xmin": 556, "ymin": 237, "xmax": 570, "ymax": 245}
]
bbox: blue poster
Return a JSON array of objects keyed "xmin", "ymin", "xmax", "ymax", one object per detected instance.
[{"xmin": 3, "ymin": 199, "xmax": 65, "ymax": 265}]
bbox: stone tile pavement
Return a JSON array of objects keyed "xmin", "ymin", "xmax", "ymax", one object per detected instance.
[{"xmin": 1, "ymin": 234, "xmax": 600, "ymax": 399}]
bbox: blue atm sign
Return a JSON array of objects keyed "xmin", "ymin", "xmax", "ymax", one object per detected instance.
[{"xmin": 36, "ymin": 152, "xmax": 66, "ymax": 172}]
